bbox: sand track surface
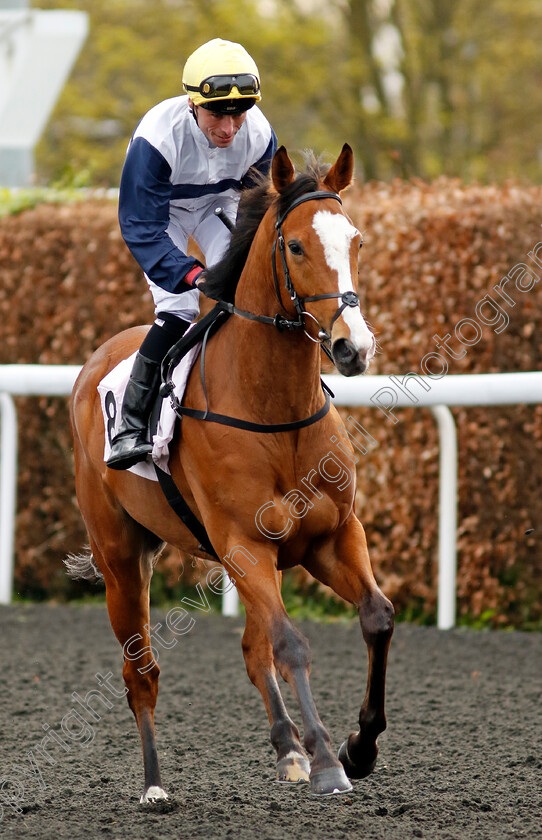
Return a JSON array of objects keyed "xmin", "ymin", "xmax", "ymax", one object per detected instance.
[{"xmin": 0, "ymin": 605, "xmax": 540, "ymax": 839}]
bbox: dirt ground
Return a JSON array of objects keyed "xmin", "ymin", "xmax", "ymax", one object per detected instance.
[{"xmin": 0, "ymin": 604, "xmax": 540, "ymax": 840}]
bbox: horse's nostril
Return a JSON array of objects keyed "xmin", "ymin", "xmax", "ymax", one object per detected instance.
[{"xmin": 332, "ymin": 339, "xmax": 356, "ymax": 365}]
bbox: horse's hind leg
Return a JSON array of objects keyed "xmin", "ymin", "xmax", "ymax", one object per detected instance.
[
  {"xmin": 99, "ymin": 540, "xmax": 168, "ymax": 803},
  {"xmin": 305, "ymin": 514, "xmax": 394, "ymax": 780},
  {"xmin": 74, "ymin": 464, "xmax": 167, "ymax": 803},
  {"xmin": 242, "ymin": 611, "xmax": 310, "ymax": 784}
]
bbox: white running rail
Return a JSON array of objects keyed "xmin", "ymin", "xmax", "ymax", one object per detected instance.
[{"xmin": 1, "ymin": 366, "xmax": 541, "ymax": 628}]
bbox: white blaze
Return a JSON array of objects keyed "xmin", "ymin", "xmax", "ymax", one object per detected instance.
[{"xmin": 312, "ymin": 210, "xmax": 374, "ymax": 356}]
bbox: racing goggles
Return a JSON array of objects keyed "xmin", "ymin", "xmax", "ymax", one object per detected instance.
[{"xmin": 186, "ymin": 73, "xmax": 260, "ymax": 100}]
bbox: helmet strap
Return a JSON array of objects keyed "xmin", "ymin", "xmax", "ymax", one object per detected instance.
[{"xmin": 189, "ymin": 102, "xmax": 199, "ymax": 126}]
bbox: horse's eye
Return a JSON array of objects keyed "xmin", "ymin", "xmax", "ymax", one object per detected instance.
[
  {"xmin": 288, "ymin": 240, "xmax": 304, "ymax": 256},
  {"xmin": 359, "ymin": 240, "xmax": 363, "ymax": 250}
]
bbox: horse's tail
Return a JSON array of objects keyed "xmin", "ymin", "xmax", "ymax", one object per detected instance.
[{"xmin": 64, "ymin": 548, "xmax": 104, "ymax": 582}]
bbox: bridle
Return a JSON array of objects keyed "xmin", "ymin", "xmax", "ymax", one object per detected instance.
[
  {"xmin": 220, "ymin": 189, "xmax": 362, "ymax": 355},
  {"xmin": 271, "ymin": 190, "xmax": 360, "ymax": 345}
]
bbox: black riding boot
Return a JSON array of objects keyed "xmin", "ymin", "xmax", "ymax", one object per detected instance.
[
  {"xmin": 106, "ymin": 314, "xmax": 191, "ymax": 471},
  {"xmin": 106, "ymin": 352, "xmax": 162, "ymax": 470}
]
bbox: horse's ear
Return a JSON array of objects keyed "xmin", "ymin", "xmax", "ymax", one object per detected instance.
[
  {"xmin": 272, "ymin": 146, "xmax": 296, "ymax": 193},
  {"xmin": 324, "ymin": 143, "xmax": 354, "ymax": 193}
]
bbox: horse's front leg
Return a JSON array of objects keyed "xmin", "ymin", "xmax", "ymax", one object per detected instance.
[
  {"xmin": 242, "ymin": 611, "xmax": 310, "ymax": 784},
  {"xmin": 305, "ymin": 514, "xmax": 394, "ymax": 780},
  {"xmin": 218, "ymin": 537, "xmax": 352, "ymax": 795}
]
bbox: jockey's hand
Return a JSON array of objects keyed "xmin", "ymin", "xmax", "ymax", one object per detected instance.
[{"xmin": 195, "ymin": 270, "xmax": 207, "ymax": 289}]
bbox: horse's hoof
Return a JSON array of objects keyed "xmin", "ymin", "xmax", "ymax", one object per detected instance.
[
  {"xmin": 338, "ymin": 738, "xmax": 377, "ymax": 779},
  {"xmin": 276, "ymin": 753, "xmax": 310, "ymax": 784},
  {"xmin": 140, "ymin": 785, "xmax": 169, "ymax": 804},
  {"xmin": 310, "ymin": 765, "xmax": 353, "ymax": 796}
]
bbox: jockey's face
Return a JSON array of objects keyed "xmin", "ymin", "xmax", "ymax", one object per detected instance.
[{"xmin": 191, "ymin": 101, "xmax": 247, "ymax": 148}]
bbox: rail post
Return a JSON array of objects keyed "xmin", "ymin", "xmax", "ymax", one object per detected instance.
[{"xmin": 0, "ymin": 392, "xmax": 17, "ymax": 604}]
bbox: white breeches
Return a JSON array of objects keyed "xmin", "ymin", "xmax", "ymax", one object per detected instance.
[{"xmin": 146, "ymin": 195, "xmax": 238, "ymax": 322}]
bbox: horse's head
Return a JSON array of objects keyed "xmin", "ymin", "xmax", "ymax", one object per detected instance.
[{"xmin": 271, "ymin": 144, "xmax": 375, "ymax": 376}]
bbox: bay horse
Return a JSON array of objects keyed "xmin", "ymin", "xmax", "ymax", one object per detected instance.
[{"xmin": 69, "ymin": 144, "xmax": 394, "ymax": 803}]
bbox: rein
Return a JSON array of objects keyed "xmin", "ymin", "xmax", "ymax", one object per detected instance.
[{"xmin": 162, "ymin": 188, "xmax": 365, "ymax": 434}]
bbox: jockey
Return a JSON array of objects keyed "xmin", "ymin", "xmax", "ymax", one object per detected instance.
[{"xmin": 107, "ymin": 38, "xmax": 277, "ymax": 470}]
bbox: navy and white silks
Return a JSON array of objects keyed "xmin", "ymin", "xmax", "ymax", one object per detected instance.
[{"xmin": 118, "ymin": 95, "xmax": 277, "ymax": 321}]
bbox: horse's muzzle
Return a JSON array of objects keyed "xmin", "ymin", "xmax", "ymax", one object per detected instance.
[{"xmin": 331, "ymin": 337, "xmax": 371, "ymax": 377}]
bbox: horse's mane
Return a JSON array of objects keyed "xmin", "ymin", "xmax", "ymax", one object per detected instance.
[{"xmin": 202, "ymin": 154, "xmax": 327, "ymax": 303}]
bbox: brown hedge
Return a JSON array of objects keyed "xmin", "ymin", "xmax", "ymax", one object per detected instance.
[{"xmin": 1, "ymin": 181, "xmax": 541, "ymax": 625}]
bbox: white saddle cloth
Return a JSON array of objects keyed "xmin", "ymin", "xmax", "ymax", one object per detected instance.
[{"xmin": 97, "ymin": 342, "xmax": 201, "ymax": 481}]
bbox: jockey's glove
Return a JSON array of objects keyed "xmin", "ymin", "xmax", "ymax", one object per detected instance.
[{"xmin": 185, "ymin": 265, "xmax": 205, "ymax": 288}]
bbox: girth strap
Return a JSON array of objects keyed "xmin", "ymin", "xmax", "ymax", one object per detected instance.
[{"xmin": 154, "ymin": 463, "xmax": 219, "ymax": 560}]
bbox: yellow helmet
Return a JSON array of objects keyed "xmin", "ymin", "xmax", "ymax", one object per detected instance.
[{"xmin": 182, "ymin": 39, "xmax": 261, "ymax": 110}]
